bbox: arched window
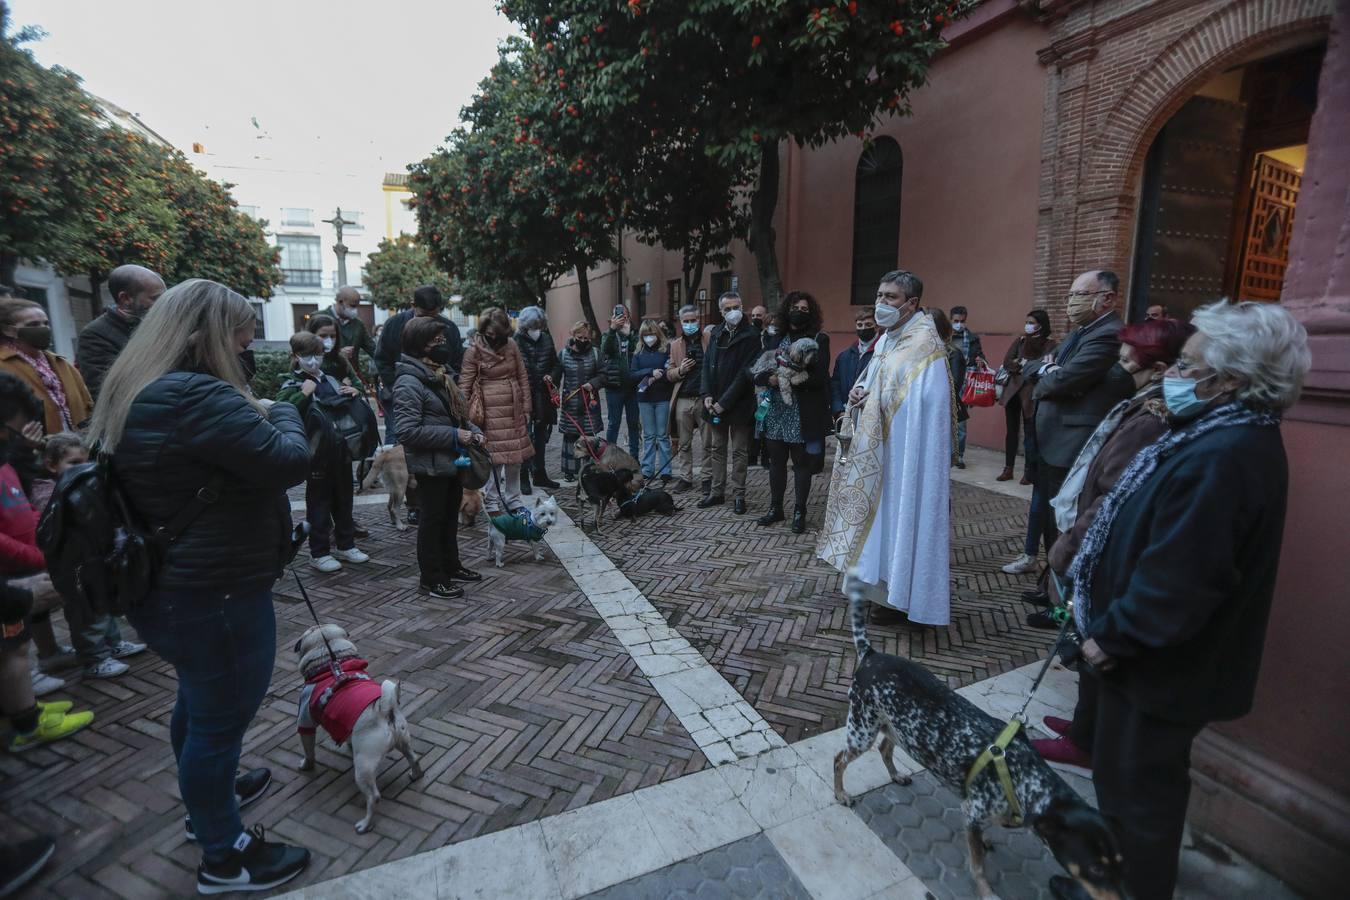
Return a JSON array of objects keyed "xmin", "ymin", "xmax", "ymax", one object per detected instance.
[{"xmin": 849, "ymin": 138, "xmax": 903, "ymax": 306}]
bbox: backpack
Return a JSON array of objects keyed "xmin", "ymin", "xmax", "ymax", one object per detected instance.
[
  {"xmin": 36, "ymin": 456, "xmax": 221, "ymax": 617},
  {"xmin": 306, "ymin": 394, "xmax": 379, "ymax": 465}
]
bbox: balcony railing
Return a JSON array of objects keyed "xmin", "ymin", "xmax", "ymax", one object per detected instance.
[{"xmin": 281, "ymin": 268, "xmax": 322, "ymax": 287}]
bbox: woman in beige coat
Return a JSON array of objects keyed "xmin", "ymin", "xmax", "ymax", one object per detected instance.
[{"xmin": 461, "ymin": 307, "xmax": 534, "ymax": 513}]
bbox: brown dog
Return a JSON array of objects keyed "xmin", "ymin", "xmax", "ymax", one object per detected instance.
[
  {"xmin": 359, "ymin": 445, "xmax": 415, "ymax": 531},
  {"xmin": 459, "ymin": 488, "xmax": 484, "ymax": 527}
]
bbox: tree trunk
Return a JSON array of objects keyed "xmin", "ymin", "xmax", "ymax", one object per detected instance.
[
  {"xmin": 573, "ymin": 257, "xmax": 600, "ymax": 337},
  {"xmin": 682, "ymin": 256, "xmax": 705, "ymax": 318},
  {"xmin": 747, "ymin": 141, "xmax": 783, "ymax": 308},
  {"xmin": 0, "ymin": 252, "xmax": 17, "ymax": 290}
]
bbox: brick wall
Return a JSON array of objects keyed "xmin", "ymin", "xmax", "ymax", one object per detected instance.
[{"xmin": 1031, "ymin": 0, "xmax": 1334, "ymax": 318}]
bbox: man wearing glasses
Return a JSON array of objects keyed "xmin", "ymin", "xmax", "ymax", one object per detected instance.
[{"xmin": 1028, "ymin": 271, "xmax": 1135, "ymax": 565}]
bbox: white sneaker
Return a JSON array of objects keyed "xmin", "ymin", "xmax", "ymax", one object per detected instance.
[
  {"xmin": 85, "ymin": 658, "xmax": 130, "ymax": 679},
  {"xmin": 110, "ymin": 640, "xmax": 147, "ymax": 659},
  {"xmin": 310, "ymin": 555, "xmax": 343, "ymax": 573},
  {"xmin": 1001, "ymin": 553, "xmax": 1039, "ymax": 575},
  {"xmin": 331, "ymin": 547, "xmax": 369, "ymax": 564},
  {"xmin": 31, "ymin": 670, "xmax": 66, "ymax": 696}
]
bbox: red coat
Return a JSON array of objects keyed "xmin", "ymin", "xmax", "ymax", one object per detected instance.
[
  {"xmin": 0, "ymin": 463, "xmax": 45, "ymax": 574},
  {"xmin": 296, "ymin": 657, "xmax": 385, "ymax": 745}
]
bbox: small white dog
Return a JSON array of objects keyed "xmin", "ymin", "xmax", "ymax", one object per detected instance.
[
  {"xmin": 295, "ymin": 623, "xmax": 422, "ymax": 833},
  {"xmin": 486, "ymin": 493, "xmax": 558, "ymax": 568}
]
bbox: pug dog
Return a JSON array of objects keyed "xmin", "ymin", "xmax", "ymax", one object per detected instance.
[{"xmin": 294, "ymin": 623, "xmax": 422, "ymax": 833}]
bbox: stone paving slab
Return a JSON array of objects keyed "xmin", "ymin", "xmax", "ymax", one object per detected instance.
[{"xmin": 582, "ymin": 832, "xmax": 813, "ymax": 900}]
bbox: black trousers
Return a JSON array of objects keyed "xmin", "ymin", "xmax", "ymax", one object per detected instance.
[
  {"xmin": 1035, "ymin": 462, "xmax": 1070, "ymax": 557},
  {"xmin": 1092, "ymin": 681, "xmax": 1204, "ymax": 900},
  {"xmin": 415, "ymin": 475, "xmax": 463, "ymax": 585},
  {"xmin": 529, "ymin": 420, "xmax": 553, "ymax": 476},
  {"xmin": 306, "ymin": 457, "xmax": 355, "ymax": 557},
  {"xmin": 1003, "ymin": 397, "xmax": 1022, "ymax": 469},
  {"xmin": 766, "ymin": 439, "xmax": 813, "ymax": 511},
  {"xmin": 1067, "ymin": 670, "xmax": 1099, "ymax": 751}
]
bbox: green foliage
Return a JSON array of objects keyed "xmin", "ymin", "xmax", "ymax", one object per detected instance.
[
  {"xmin": 249, "ymin": 348, "xmax": 292, "ymax": 402},
  {"xmin": 362, "ymin": 234, "xmax": 451, "ymax": 311}
]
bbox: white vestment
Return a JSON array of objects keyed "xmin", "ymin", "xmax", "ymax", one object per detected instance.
[{"xmin": 817, "ymin": 312, "xmax": 953, "ymax": 625}]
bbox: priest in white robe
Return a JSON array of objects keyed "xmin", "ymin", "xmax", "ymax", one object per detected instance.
[{"xmin": 817, "ymin": 270, "xmax": 954, "ymax": 625}]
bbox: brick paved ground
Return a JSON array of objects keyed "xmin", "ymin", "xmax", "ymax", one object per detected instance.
[
  {"xmin": 1, "ymin": 437, "xmax": 1046, "ymax": 899},
  {"xmin": 591, "ymin": 450, "xmax": 1050, "ymax": 743}
]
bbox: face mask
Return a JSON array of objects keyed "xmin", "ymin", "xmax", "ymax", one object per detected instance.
[
  {"xmin": 526, "ymin": 329, "xmax": 542, "ymax": 341},
  {"xmin": 1066, "ymin": 298, "xmax": 1096, "ymax": 325},
  {"xmin": 874, "ymin": 302, "xmax": 902, "ymax": 329},
  {"xmin": 681, "ymin": 322, "xmax": 699, "ymax": 336},
  {"xmin": 486, "ymin": 333, "xmax": 508, "ymax": 349},
  {"xmin": 15, "ymin": 325, "xmax": 51, "ymax": 351},
  {"xmin": 425, "ymin": 344, "xmax": 452, "ymax": 365},
  {"xmin": 788, "ymin": 310, "xmax": 810, "ymax": 329},
  {"xmin": 857, "ymin": 328, "xmax": 876, "ymax": 344},
  {"xmin": 1162, "ymin": 373, "xmax": 1216, "ymax": 419},
  {"xmin": 642, "ymin": 334, "xmax": 658, "ymax": 347},
  {"xmin": 722, "ymin": 308, "xmax": 742, "ymax": 327},
  {"xmin": 952, "ymin": 322, "xmax": 965, "ymax": 333},
  {"xmin": 766, "ymin": 324, "xmax": 778, "ymax": 336},
  {"xmin": 298, "ymin": 355, "xmax": 321, "ymax": 373},
  {"xmin": 339, "ymin": 305, "xmax": 358, "ymax": 319},
  {"xmin": 573, "ymin": 339, "xmax": 591, "ymax": 352},
  {"xmin": 1025, "ymin": 323, "xmax": 1038, "ymax": 335},
  {"xmin": 321, "ymin": 337, "xmax": 335, "ymax": 353}
]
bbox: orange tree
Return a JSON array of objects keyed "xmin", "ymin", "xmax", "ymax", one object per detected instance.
[
  {"xmin": 410, "ymin": 38, "xmax": 620, "ymax": 332},
  {"xmin": 362, "ymin": 234, "xmax": 452, "ymax": 311},
  {"xmin": 501, "ymin": 0, "xmax": 969, "ymax": 305}
]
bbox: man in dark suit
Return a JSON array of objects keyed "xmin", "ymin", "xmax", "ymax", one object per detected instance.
[
  {"xmin": 1029, "ymin": 270, "xmax": 1134, "ymax": 577},
  {"xmin": 831, "ymin": 306, "xmax": 879, "ymax": 422}
]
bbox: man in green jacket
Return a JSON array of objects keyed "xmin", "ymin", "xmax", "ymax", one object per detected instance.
[{"xmin": 318, "ymin": 286, "xmax": 377, "ymax": 374}]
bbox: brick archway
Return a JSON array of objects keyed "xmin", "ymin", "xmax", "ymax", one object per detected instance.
[{"xmin": 1034, "ymin": 0, "xmax": 1334, "ymax": 306}]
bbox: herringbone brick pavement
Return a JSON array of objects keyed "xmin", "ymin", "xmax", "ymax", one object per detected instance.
[
  {"xmin": 1, "ymin": 505, "xmax": 706, "ymax": 899},
  {"xmin": 590, "ymin": 451, "xmax": 1049, "ymax": 744}
]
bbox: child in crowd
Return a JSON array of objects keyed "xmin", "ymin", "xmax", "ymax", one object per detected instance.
[
  {"xmin": 277, "ymin": 332, "xmax": 370, "ymax": 573},
  {"xmin": 28, "ymin": 432, "xmax": 146, "ymax": 680}
]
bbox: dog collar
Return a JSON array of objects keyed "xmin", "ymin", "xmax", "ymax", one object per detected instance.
[{"xmin": 964, "ymin": 719, "xmax": 1025, "ymax": 826}]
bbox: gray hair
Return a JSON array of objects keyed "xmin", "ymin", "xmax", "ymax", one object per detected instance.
[
  {"xmin": 718, "ymin": 292, "xmax": 741, "ymax": 309},
  {"xmin": 517, "ymin": 305, "xmax": 546, "ymax": 329},
  {"xmin": 678, "ymin": 304, "xmax": 698, "ymax": 317},
  {"xmin": 880, "ymin": 270, "xmax": 923, "ymax": 301},
  {"xmin": 1192, "ymin": 300, "xmax": 1310, "ymax": 412}
]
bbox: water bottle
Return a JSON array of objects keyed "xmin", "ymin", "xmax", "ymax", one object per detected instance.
[{"xmin": 754, "ymin": 391, "xmax": 770, "ymax": 423}]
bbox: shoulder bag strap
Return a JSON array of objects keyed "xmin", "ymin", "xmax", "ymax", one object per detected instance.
[{"xmin": 154, "ymin": 472, "xmax": 226, "ymax": 547}]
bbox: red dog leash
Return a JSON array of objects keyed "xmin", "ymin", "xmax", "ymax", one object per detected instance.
[{"xmin": 548, "ymin": 382, "xmax": 607, "ymax": 465}]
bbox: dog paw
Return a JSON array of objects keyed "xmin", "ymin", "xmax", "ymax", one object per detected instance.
[
  {"xmin": 893, "ymin": 773, "xmax": 913, "ymax": 786},
  {"xmin": 395, "ymin": 523, "xmax": 407, "ymax": 532},
  {"xmin": 355, "ymin": 819, "xmax": 372, "ymax": 834},
  {"xmin": 410, "ymin": 767, "xmax": 424, "ymax": 781},
  {"xmin": 299, "ymin": 758, "xmax": 315, "ymax": 772},
  {"xmin": 835, "ymin": 794, "xmax": 857, "ymax": 808}
]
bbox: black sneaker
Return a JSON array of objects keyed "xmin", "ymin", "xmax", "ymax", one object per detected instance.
[
  {"xmin": 406, "ymin": 508, "xmax": 420, "ymax": 526},
  {"xmin": 1026, "ymin": 610, "xmax": 1059, "ymax": 630},
  {"xmin": 697, "ymin": 495, "xmax": 725, "ymax": 509},
  {"xmin": 0, "ymin": 836, "xmax": 55, "ymax": 897},
  {"xmin": 448, "ymin": 567, "xmax": 482, "ymax": 583},
  {"xmin": 185, "ymin": 768, "xmax": 272, "ymax": 841},
  {"xmin": 733, "ymin": 496, "xmax": 747, "ymax": 515},
  {"xmin": 421, "ymin": 581, "xmax": 464, "ymax": 600},
  {"xmin": 535, "ymin": 473, "xmax": 561, "ymax": 489},
  {"xmin": 196, "ymin": 825, "xmax": 309, "ymax": 895},
  {"xmin": 1021, "ymin": 590, "xmax": 1051, "ymax": 607}
]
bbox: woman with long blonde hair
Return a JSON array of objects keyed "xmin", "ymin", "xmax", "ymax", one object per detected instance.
[
  {"xmin": 631, "ymin": 319, "xmax": 673, "ymax": 482},
  {"xmin": 91, "ymin": 279, "xmax": 313, "ymax": 892}
]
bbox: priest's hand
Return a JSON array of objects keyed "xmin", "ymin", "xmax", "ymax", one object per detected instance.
[{"xmin": 848, "ymin": 384, "xmax": 869, "ymax": 408}]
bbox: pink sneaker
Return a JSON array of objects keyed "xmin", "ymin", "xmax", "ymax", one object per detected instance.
[
  {"xmin": 1033, "ymin": 736, "xmax": 1092, "ymax": 772},
  {"xmin": 1043, "ymin": 715, "xmax": 1072, "ymax": 737}
]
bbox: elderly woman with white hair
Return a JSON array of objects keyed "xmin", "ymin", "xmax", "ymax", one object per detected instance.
[
  {"xmin": 514, "ymin": 305, "xmax": 560, "ymax": 492},
  {"xmin": 1065, "ymin": 300, "xmax": 1310, "ymax": 900}
]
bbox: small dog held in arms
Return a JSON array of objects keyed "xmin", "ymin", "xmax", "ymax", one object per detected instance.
[
  {"xmin": 359, "ymin": 444, "xmax": 415, "ymax": 531},
  {"xmin": 835, "ymin": 571, "xmax": 1125, "ymax": 900},
  {"xmin": 486, "ymin": 493, "xmax": 559, "ymax": 567},
  {"xmin": 751, "ymin": 337, "xmax": 818, "ymax": 406},
  {"xmin": 295, "ymin": 624, "xmax": 422, "ymax": 833}
]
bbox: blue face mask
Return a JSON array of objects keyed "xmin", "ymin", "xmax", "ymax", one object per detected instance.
[
  {"xmin": 682, "ymin": 322, "xmax": 699, "ymax": 336},
  {"xmin": 1162, "ymin": 373, "xmax": 1216, "ymax": 419}
]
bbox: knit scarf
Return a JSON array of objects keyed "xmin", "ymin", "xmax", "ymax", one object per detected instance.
[
  {"xmin": 425, "ymin": 359, "xmax": 469, "ymax": 422},
  {"xmin": 6, "ymin": 342, "xmax": 71, "ymax": 430},
  {"xmin": 1067, "ymin": 401, "xmax": 1280, "ymax": 634}
]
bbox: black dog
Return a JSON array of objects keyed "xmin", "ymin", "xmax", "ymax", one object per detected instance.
[
  {"xmin": 834, "ymin": 570, "xmax": 1126, "ymax": 900},
  {"xmin": 614, "ymin": 470, "xmax": 679, "ymax": 519},
  {"xmin": 578, "ymin": 463, "xmax": 623, "ymax": 533}
]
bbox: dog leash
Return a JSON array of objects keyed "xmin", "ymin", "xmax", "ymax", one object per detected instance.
[
  {"xmin": 548, "ymin": 383, "xmax": 607, "ymax": 465},
  {"xmin": 291, "ymin": 567, "xmax": 348, "ymax": 682}
]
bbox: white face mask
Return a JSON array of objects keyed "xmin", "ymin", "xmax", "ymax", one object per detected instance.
[
  {"xmin": 321, "ymin": 337, "xmax": 335, "ymax": 352},
  {"xmin": 952, "ymin": 322, "xmax": 965, "ymax": 332},
  {"xmin": 766, "ymin": 325, "xmax": 778, "ymax": 335},
  {"xmin": 722, "ymin": 308, "xmax": 743, "ymax": 327},
  {"xmin": 298, "ymin": 355, "xmax": 321, "ymax": 372},
  {"xmin": 874, "ymin": 302, "xmax": 902, "ymax": 329},
  {"xmin": 526, "ymin": 329, "xmax": 542, "ymax": 341},
  {"xmin": 1025, "ymin": 323, "xmax": 1038, "ymax": 335},
  {"xmin": 642, "ymin": 334, "xmax": 658, "ymax": 347},
  {"xmin": 339, "ymin": 305, "xmax": 357, "ymax": 319}
]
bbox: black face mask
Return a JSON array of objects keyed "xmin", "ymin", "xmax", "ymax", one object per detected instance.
[
  {"xmin": 485, "ymin": 333, "xmax": 509, "ymax": 350},
  {"xmin": 788, "ymin": 310, "xmax": 811, "ymax": 330},
  {"xmin": 856, "ymin": 328, "xmax": 876, "ymax": 343},
  {"xmin": 16, "ymin": 325, "xmax": 52, "ymax": 351},
  {"xmin": 425, "ymin": 344, "xmax": 452, "ymax": 365},
  {"xmin": 238, "ymin": 349, "xmax": 257, "ymax": 381},
  {"xmin": 573, "ymin": 339, "xmax": 591, "ymax": 352}
]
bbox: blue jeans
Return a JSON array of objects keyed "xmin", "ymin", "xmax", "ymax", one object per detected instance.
[
  {"xmin": 1023, "ymin": 426, "xmax": 1047, "ymax": 557},
  {"xmin": 638, "ymin": 400, "xmax": 672, "ymax": 478},
  {"xmin": 956, "ymin": 420, "xmax": 968, "ymax": 461},
  {"xmin": 606, "ymin": 388, "xmax": 640, "ymax": 458},
  {"xmin": 129, "ymin": 589, "xmax": 277, "ymax": 860}
]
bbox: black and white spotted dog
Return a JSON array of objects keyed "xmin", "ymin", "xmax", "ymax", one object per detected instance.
[{"xmin": 834, "ymin": 571, "xmax": 1126, "ymax": 900}]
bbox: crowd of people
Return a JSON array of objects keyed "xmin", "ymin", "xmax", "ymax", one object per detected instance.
[{"xmin": 0, "ymin": 258, "xmax": 1313, "ymax": 900}]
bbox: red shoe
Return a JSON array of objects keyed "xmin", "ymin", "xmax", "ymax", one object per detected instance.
[
  {"xmin": 1033, "ymin": 736, "xmax": 1092, "ymax": 772},
  {"xmin": 1043, "ymin": 715, "xmax": 1072, "ymax": 736}
]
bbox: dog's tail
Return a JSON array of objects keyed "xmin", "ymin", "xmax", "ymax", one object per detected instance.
[
  {"xmin": 844, "ymin": 569, "xmax": 872, "ymax": 659},
  {"xmin": 378, "ymin": 679, "xmax": 399, "ymax": 725}
]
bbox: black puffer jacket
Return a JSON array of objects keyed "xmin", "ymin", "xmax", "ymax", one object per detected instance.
[
  {"xmin": 112, "ymin": 372, "xmax": 308, "ymax": 595},
  {"xmin": 515, "ymin": 330, "xmax": 559, "ymax": 425}
]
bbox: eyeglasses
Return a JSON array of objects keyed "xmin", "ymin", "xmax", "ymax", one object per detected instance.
[
  {"xmin": 1066, "ymin": 289, "xmax": 1112, "ymax": 299},
  {"xmin": 1173, "ymin": 358, "xmax": 1207, "ymax": 375}
]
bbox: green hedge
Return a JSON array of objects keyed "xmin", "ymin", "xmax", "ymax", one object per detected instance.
[{"xmin": 250, "ymin": 348, "xmax": 292, "ymax": 401}]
